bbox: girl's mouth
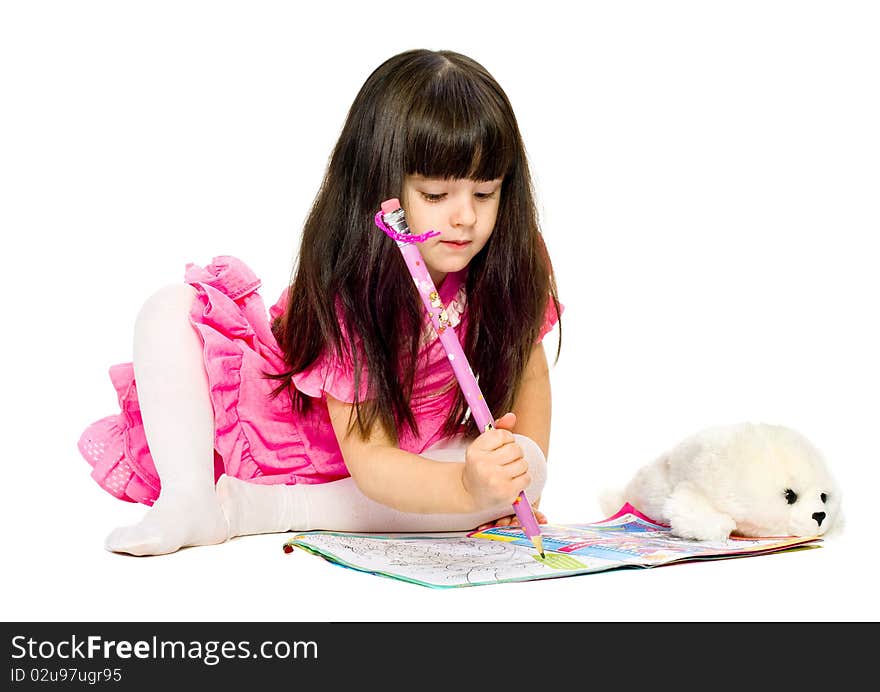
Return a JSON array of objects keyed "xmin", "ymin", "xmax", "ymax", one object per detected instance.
[{"xmin": 441, "ymin": 241, "xmax": 471, "ymax": 249}]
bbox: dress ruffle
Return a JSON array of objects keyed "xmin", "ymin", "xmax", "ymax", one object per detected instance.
[{"xmin": 78, "ymin": 256, "xmax": 321, "ymax": 505}]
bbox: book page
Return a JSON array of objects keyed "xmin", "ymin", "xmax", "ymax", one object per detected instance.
[{"xmin": 287, "ymin": 505, "xmax": 820, "ymax": 588}]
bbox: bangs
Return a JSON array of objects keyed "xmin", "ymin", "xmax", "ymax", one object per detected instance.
[{"xmin": 403, "ymin": 74, "xmax": 515, "ymax": 182}]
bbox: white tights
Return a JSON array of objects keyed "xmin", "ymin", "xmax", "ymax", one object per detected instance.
[{"xmin": 104, "ymin": 284, "xmax": 547, "ymax": 556}]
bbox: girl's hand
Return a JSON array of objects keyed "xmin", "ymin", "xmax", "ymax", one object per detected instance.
[
  {"xmin": 475, "ymin": 497, "xmax": 547, "ymax": 532},
  {"xmin": 461, "ymin": 412, "xmax": 531, "ymax": 511}
]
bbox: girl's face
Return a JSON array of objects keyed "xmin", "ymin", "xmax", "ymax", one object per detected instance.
[{"xmin": 401, "ymin": 175, "xmax": 503, "ymax": 288}]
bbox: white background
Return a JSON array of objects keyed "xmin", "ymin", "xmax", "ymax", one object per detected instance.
[{"xmin": 2, "ymin": 1, "xmax": 878, "ymax": 622}]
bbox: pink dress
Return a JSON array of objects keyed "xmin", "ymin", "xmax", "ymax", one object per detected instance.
[{"xmin": 77, "ymin": 255, "xmax": 564, "ymax": 505}]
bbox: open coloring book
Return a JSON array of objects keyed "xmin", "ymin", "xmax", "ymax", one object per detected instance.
[{"xmin": 283, "ymin": 504, "xmax": 822, "ymax": 588}]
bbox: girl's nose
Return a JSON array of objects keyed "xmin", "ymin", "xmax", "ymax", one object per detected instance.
[{"xmin": 451, "ymin": 197, "xmax": 477, "ymax": 227}]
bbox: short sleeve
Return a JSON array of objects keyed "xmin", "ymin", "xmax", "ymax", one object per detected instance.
[
  {"xmin": 290, "ymin": 298, "xmax": 370, "ymax": 403},
  {"xmin": 291, "ymin": 348, "xmax": 370, "ymax": 404},
  {"xmin": 268, "ymin": 286, "xmax": 290, "ymax": 324},
  {"xmin": 537, "ymin": 295, "xmax": 565, "ymax": 344}
]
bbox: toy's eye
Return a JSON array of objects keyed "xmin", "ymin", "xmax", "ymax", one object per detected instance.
[
  {"xmin": 821, "ymin": 493, "xmax": 828, "ymax": 503},
  {"xmin": 784, "ymin": 489, "xmax": 798, "ymax": 504}
]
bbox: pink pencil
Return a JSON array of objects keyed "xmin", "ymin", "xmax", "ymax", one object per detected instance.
[{"xmin": 376, "ymin": 198, "xmax": 545, "ymax": 558}]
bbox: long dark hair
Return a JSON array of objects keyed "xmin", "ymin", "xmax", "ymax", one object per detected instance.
[{"xmin": 265, "ymin": 49, "xmax": 562, "ymax": 444}]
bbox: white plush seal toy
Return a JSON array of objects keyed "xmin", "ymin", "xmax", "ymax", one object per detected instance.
[{"xmin": 600, "ymin": 422, "xmax": 842, "ymax": 541}]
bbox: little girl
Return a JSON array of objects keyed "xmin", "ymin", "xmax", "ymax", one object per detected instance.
[{"xmin": 77, "ymin": 48, "xmax": 564, "ymax": 556}]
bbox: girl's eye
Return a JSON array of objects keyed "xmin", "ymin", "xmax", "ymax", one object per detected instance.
[
  {"xmin": 420, "ymin": 191, "xmax": 497, "ymax": 203},
  {"xmin": 784, "ymin": 489, "xmax": 798, "ymax": 504},
  {"xmin": 821, "ymin": 493, "xmax": 828, "ymax": 503}
]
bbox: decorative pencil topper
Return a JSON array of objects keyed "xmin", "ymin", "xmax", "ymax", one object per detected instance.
[{"xmin": 374, "ymin": 208, "xmax": 440, "ymax": 244}]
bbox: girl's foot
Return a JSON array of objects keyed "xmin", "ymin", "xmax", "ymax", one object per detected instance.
[
  {"xmin": 215, "ymin": 475, "xmax": 307, "ymax": 537},
  {"xmin": 104, "ymin": 489, "xmax": 230, "ymax": 556}
]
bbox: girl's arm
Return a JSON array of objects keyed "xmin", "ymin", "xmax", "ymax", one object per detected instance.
[
  {"xmin": 509, "ymin": 342, "xmax": 552, "ymax": 460},
  {"xmin": 325, "ymin": 394, "xmax": 478, "ymax": 514}
]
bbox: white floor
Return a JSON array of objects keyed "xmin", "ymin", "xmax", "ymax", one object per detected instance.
[{"xmin": 6, "ymin": 449, "xmax": 873, "ymax": 622}]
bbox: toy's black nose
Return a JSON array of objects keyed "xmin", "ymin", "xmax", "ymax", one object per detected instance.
[{"xmin": 812, "ymin": 512, "xmax": 826, "ymax": 526}]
